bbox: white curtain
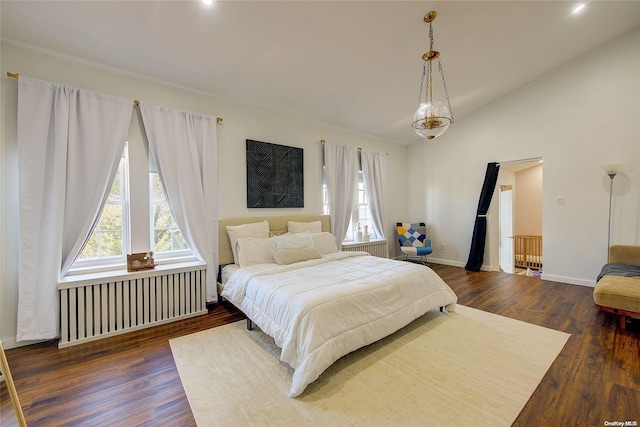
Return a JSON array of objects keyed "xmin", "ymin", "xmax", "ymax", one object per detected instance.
[
  {"xmin": 324, "ymin": 142, "xmax": 359, "ymax": 245},
  {"xmin": 17, "ymin": 77, "xmax": 132, "ymax": 341},
  {"xmin": 139, "ymin": 103, "xmax": 218, "ymax": 302},
  {"xmin": 361, "ymin": 149, "xmax": 388, "ymax": 242}
]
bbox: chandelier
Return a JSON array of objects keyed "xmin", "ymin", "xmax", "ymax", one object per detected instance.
[{"xmin": 412, "ymin": 11, "xmax": 453, "ymax": 140}]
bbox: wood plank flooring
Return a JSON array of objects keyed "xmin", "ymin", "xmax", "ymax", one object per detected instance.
[{"xmin": 2, "ymin": 264, "xmax": 639, "ymax": 426}]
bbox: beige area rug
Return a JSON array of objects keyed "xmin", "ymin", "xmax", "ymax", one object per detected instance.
[{"xmin": 170, "ymin": 305, "xmax": 570, "ymax": 427}]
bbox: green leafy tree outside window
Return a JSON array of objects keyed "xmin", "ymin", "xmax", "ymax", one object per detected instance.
[
  {"xmin": 78, "ymin": 164, "xmax": 125, "ymax": 259},
  {"xmin": 77, "ymin": 158, "xmax": 188, "ymax": 264},
  {"xmin": 150, "ymin": 173, "xmax": 187, "ymax": 253}
]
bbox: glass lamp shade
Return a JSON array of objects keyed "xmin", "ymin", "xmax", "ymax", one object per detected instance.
[{"xmin": 412, "ymin": 101, "xmax": 452, "ymax": 139}]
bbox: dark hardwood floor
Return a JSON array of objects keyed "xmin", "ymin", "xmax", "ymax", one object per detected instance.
[{"xmin": 2, "ymin": 264, "xmax": 639, "ymax": 426}]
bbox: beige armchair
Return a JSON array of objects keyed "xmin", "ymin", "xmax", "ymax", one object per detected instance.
[{"xmin": 593, "ymin": 245, "xmax": 640, "ymax": 329}]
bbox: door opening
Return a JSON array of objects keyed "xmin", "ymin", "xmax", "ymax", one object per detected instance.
[{"xmin": 496, "ymin": 158, "xmax": 543, "ymax": 276}]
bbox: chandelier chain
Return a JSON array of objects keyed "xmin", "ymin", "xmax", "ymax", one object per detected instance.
[
  {"xmin": 417, "ymin": 61, "xmax": 426, "ymax": 106},
  {"xmin": 438, "ymin": 58, "xmax": 454, "ymax": 123},
  {"xmin": 425, "ymin": 23, "xmax": 434, "ymax": 105},
  {"xmin": 429, "ymin": 22, "xmax": 434, "ymax": 53},
  {"xmin": 426, "ymin": 58, "xmax": 432, "ymax": 105}
]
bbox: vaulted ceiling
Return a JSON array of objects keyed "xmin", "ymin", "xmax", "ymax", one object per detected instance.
[{"xmin": 3, "ymin": 1, "xmax": 640, "ymax": 144}]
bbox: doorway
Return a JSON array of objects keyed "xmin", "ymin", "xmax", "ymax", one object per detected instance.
[{"xmin": 496, "ymin": 159, "xmax": 543, "ymax": 275}]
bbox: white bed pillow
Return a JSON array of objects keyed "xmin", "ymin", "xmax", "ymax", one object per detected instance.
[
  {"xmin": 275, "ymin": 231, "xmax": 314, "ymax": 250},
  {"xmin": 311, "ymin": 232, "xmax": 339, "ymax": 255},
  {"xmin": 226, "ymin": 220, "xmax": 270, "ymax": 264},
  {"xmin": 288, "ymin": 220, "xmax": 322, "ymax": 234},
  {"xmin": 236, "ymin": 237, "xmax": 277, "ymax": 268},
  {"xmin": 273, "ymin": 247, "xmax": 322, "ymax": 265}
]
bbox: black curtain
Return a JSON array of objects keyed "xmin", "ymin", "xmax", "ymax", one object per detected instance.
[{"xmin": 465, "ymin": 162, "xmax": 500, "ymax": 272}]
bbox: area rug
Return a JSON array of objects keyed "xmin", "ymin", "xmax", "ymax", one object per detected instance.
[{"xmin": 170, "ymin": 305, "xmax": 570, "ymax": 426}]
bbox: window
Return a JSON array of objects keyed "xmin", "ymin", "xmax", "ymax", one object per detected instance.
[
  {"xmin": 322, "ymin": 172, "xmax": 329, "ymax": 216},
  {"xmin": 345, "ymin": 171, "xmax": 378, "ymax": 241},
  {"xmin": 149, "ymin": 172, "xmax": 189, "ymax": 257},
  {"xmin": 76, "ymin": 148, "xmax": 129, "ymax": 266},
  {"xmin": 72, "ymin": 116, "xmax": 193, "ymax": 273},
  {"xmin": 322, "ymin": 166, "xmax": 379, "ymax": 242}
]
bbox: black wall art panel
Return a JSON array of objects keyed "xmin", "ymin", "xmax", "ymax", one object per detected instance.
[{"xmin": 246, "ymin": 139, "xmax": 304, "ymax": 208}]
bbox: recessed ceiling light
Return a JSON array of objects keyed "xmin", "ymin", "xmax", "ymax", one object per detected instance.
[
  {"xmin": 572, "ymin": 3, "xmax": 586, "ymax": 15},
  {"xmin": 202, "ymin": 0, "xmax": 213, "ymax": 6}
]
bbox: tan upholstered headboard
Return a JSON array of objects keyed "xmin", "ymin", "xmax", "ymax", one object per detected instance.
[{"xmin": 218, "ymin": 215, "xmax": 331, "ymax": 265}]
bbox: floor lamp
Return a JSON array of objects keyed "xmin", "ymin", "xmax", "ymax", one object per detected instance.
[{"xmin": 605, "ymin": 169, "xmax": 618, "ymax": 262}]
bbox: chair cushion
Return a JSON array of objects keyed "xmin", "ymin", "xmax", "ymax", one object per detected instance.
[
  {"xmin": 400, "ymin": 246, "xmax": 433, "ymax": 256},
  {"xmin": 594, "ymin": 275, "xmax": 640, "ymax": 313}
]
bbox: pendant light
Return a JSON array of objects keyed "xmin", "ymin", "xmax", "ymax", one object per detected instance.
[{"xmin": 412, "ymin": 11, "xmax": 454, "ymax": 140}]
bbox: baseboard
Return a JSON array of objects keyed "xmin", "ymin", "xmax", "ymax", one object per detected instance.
[
  {"xmin": 393, "ymin": 255, "xmax": 596, "ymax": 287},
  {"xmin": 435, "ymin": 260, "xmax": 597, "ymax": 288},
  {"xmin": 540, "ymin": 273, "xmax": 596, "ymax": 288},
  {"xmin": 431, "ymin": 258, "xmax": 468, "ymax": 268},
  {"xmin": 1, "ymin": 337, "xmax": 47, "ymax": 350}
]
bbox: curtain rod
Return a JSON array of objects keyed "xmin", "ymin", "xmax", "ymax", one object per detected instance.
[
  {"xmin": 7, "ymin": 72, "xmax": 223, "ymax": 124},
  {"xmin": 321, "ymin": 139, "xmax": 362, "ymax": 151},
  {"xmin": 320, "ymin": 140, "xmax": 388, "ymax": 155}
]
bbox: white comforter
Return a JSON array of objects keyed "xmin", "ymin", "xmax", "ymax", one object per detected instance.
[{"xmin": 221, "ymin": 251, "xmax": 457, "ymax": 397}]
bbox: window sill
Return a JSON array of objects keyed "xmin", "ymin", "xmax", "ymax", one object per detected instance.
[
  {"xmin": 58, "ymin": 260, "xmax": 207, "ymax": 290},
  {"xmin": 66, "ymin": 254, "xmax": 198, "ymax": 277}
]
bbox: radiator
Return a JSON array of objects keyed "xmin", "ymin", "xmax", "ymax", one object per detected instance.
[
  {"xmin": 341, "ymin": 239, "xmax": 388, "ymax": 258},
  {"xmin": 513, "ymin": 235, "xmax": 543, "ymax": 271},
  {"xmin": 58, "ymin": 263, "xmax": 207, "ymax": 348}
]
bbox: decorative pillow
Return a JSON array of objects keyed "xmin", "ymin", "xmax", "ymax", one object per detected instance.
[
  {"xmin": 288, "ymin": 220, "xmax": 322, "ymax": 234},
  {"xmin": 311, "ymin": 232, "xmax": 339, "ymax": 255},
  {"xmin": 273, "ymin": 247, "xmax": 322, "ymax": 265},
  {"xmin": 235, "ymin": 237, "xmax": 277, "ymax": 268},
  {"xmin": 274, "ymin": 231, "xmax": 314, "ymax": 250},
  {"xmin": 226, "ymin": 220, "xmax": 270, "ymax": 264}
]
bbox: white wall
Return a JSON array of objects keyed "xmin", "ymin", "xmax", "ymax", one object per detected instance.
[
  {"xmin": 0, "ymin": 42, "xmax": 409, "ymax": 348},
  {"xmin": 409, "ymin": 27, "xmax": 640, "ymax": 287}
]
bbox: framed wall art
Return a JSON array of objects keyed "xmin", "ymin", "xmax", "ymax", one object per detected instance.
[{"xmin": 246, "ymin": 139, "xmax": 304, "ymax": 208}]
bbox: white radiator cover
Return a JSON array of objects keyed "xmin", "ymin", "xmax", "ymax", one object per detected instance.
[
  {"xmin": 341, "ymin": 239, "xmax": 388, "ymax": 258},
  {"xmin": 58, "ymin": 262, "xmax": 207, "ymax": 348}
]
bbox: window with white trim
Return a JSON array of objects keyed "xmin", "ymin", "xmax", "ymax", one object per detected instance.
[
  {"xmin": 345, "ymin": 171, "xmax": 379, "ymax": 241},
  {"xmin": 76, "ymin": 147, "xmax": 129, "ymax": 265},
  {"xmin": 149, "ymin": 171, "xmax": 190, "ymax": 258},
  {"xmin": 72, "ymin": 116, "xmax": 193, "ymax": 273},
  {"xmin": 322, "ymin": 166, "xmax": 380, "ymax": 242}
]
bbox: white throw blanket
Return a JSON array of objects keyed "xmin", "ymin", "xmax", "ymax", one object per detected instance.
[{"xmin": 222, "ymin": 252, "xmax": 457, "ymax": 397}]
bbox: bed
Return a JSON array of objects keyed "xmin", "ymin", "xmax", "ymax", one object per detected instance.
[{"xmin": 218, "ymin": 215, "xmax": 458, "ymax": 397}]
